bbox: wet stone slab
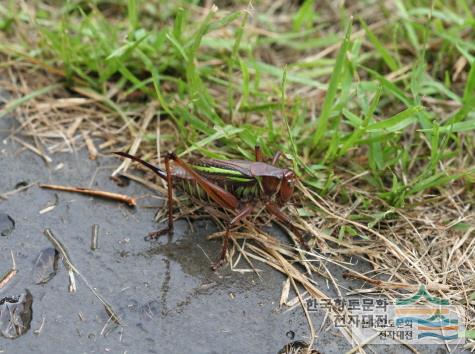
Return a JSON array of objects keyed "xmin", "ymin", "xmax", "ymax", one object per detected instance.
[{"xmin": 0, "ymin": 118, "xmax": 463, "ymax": 354}]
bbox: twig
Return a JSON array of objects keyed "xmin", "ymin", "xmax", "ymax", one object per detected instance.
[
  {"xmin": 39, "ymin": 184, "xmax": 136, "ymax": 206},
  {"xmin": 0, "ymin": 251, "xmax": 17, "ymax": 289},
  {"xmin": 91, "ymin": 224, "xmax": 99, "ymax": 251},
  {"xmin": 342, "ymin": 271, "xmax": 450, "ymax": 292},
  {"xmin": 12, "ymin": 136, "xmax": 52, "ymax": 163},
  {"xmin": 111, "ymin": 102, "xmax": 156, "ymax": 176},
  {"xmin": 81, "ymin": 130, "xmax": 98, "ymax": 160},
  {"xmin": 33, "ymin": 316, "xmax": 46, "ymax": 335}
]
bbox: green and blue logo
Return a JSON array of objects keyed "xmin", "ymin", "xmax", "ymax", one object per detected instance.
[{"xmin": 395, "ymin": 285, "xmax": 472, "ymax": 343}]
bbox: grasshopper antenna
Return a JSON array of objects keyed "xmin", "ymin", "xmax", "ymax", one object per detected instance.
[{"xmin": 113, "ymin": 152, "xmax": 167, "ymax": 181}]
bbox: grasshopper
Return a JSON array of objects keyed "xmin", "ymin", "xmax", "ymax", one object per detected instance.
[{"xmin": 114, "ymin": 146, "xmax": 306, "ymax": 269}]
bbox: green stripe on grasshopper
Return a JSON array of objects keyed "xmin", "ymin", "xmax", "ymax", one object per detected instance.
[
  {"xmin": 226, "ymin": 176, "xmax": 254, "ymax": 182},
  {"xmin": 192, "ymin": 164, "xmax": 254, "ymax": 182}
]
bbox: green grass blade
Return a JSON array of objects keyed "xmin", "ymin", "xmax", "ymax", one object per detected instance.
[
  {"xmin": 360, "ymin": 18, "xmax": 399, "ymax": 71},
  {"xmin": 367, "ymin": 105, "xmax": 424, "ymax": 131},
  {"xmin": 180, "ymin": 125, "xmax": 244, "ymax": 156},
  {"xmin": 127, "ymin": 0, "xmax": 138, "ymax": 36},
  {"xmin": 463, "ymin": 61, "xmax": 475, "ymax": 103},
  {"xmin": 312, "ymin": 20, "xmax": 352, "ymax": 145}
]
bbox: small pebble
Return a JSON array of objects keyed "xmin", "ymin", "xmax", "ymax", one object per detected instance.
[{"xmin": 0, "ymin": 213, "xmax": 15, "ymax": 237}]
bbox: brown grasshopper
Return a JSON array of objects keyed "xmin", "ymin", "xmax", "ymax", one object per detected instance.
[{"xmin": 114, "ymin": 146, "xmax": 306, "ymax": 269}]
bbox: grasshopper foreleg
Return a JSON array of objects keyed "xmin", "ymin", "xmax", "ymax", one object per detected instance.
[
  {"xmin": 147, "ymin": 154, "xmax": 174, "ymax": 240},
  {"xmin": 255, "ymin": 145, "xmax": 282, "ymax": 166},
  {"xmin": 255, "ymin": 145, "xmax": 263, "ymax": 162}
]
